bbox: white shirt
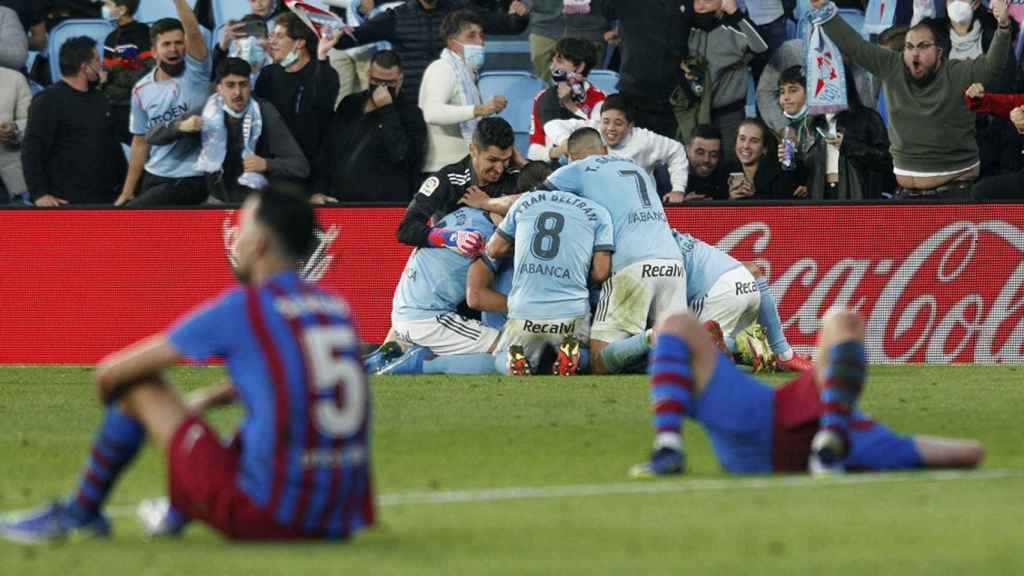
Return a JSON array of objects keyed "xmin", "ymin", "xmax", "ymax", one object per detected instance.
[{"xmin": 419, "ymin": 58, "xmax": 479, "ymax": 173}]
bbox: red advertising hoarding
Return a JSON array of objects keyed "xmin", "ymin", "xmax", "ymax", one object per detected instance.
[{"xmin": 1, "ymin": 204, "xmax": 1021, "ymax": 364}]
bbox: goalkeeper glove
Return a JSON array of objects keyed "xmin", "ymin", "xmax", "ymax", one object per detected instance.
[{"xmin": 428, "ymin": 227, "xmax": 485, "ymax": 257}]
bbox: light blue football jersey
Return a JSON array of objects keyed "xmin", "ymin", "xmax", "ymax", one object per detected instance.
[
  {"xmin": 130, "ymin": 54, "xmax": 211, "ymax": 178},
  {"xmin": 481, "ymin": 255, "xmax": 513, "ymax": 330},
  {"xmin": 544, "ymin": 155, "xmax": 679, "ymax": 272},
  {"xmin": 391, "ymin": 208, "xmax": 496, "ymax": 322},
  {"xmin": 673, "ymin": 230, "xmax": 742, "ymax": 303},
  {"xmin": 498, "ymin": 190, "xmax": 614, "ymax": 320}
]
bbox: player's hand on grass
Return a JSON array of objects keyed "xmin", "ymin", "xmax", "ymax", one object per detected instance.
[
  {"xmin": 35, "ymin": 194, "xmax": 68, "ymax": 207},
  {"xmin": 428, "ymin": 227, "xmax": 485, "ymax": 257}
]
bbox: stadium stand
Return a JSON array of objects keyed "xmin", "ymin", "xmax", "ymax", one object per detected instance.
[
  {"xmin": 212, "ymin": 0, "xmax": 250, "ymax": 30},
  {"xmin": 136, "ymin": 0, "xmax": 198, "ymax": 24},
  {"xmin": 47, "ymin": 19, "xmax": 115, "ymax": 82},
  {"xmin": 587, "ymin": 69, "xmax": 619, "ymax": 96},
  {"xmin": 478, "ymin": 70, "xmax": 545, "ymax": 156}
]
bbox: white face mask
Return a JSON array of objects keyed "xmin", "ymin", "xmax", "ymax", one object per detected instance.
[
  {"xmin": 947, "ymin": 0, "xmax": 973, "ymax": 25},
  {"xmin": 279, "ymin": 48, "xmax": 300, "ymax": 68},
  {"xmin": 231, "ymin": 36, "xmax": 267, "ymax": 69}
]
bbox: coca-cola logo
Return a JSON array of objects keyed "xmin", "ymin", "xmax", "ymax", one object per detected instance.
[
  {"xmin": 222, "ymin": 214, "xmax": 340, "ymax": 283},
  {"xmin": 716, "ymin": 220, "xmax": 1024, "ymax": 363}
]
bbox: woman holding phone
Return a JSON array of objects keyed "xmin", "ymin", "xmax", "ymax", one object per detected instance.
[{"xmin": 722, "ymin": 117, "xmax": 803, "ymax": 200}]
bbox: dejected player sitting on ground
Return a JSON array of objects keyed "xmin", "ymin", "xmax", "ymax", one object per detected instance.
[
  {"xmin": 485, "ymin": 175, "xmax": 615, "ymax": 376},
  {"xmin": 543, "ymin": 127, "xmax": 686, "ymax": 375},
  {"xmin": 630, "ymin": 309, "xmax": 983, "ymax": 478},
  {"xmin": 1, "ymin": 189, "xmax": 375, "ymax": 543}
]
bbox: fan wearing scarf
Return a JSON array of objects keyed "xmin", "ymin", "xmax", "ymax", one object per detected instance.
[
  {"xmin": 420, "ymin": 9, "xmax": 509, "ymax": 173},
  {"xmin": 147, "ymin": 58, "xmax": 309, "ymax": 204},
  {"xmin": 807, "ymin": 0, "xmax": 1013, "ymax": 197}
]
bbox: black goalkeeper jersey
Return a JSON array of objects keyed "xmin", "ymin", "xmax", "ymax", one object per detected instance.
[{"xmin": 396, "ymin": 155, "xmax": 519, "ymax": 247}]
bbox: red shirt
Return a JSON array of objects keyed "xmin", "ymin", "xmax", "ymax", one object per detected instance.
[{"xmin": 528, "ymin": 83, "xmax": 607, "ymax": 148}]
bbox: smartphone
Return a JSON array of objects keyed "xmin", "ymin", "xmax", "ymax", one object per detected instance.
[
  {"xmin": 727, "ymin": 172, "xmax": 745, "ymax": 188},
  {"xmin": 242, "ymin": 19, "xmax": 268, "ymax": 39}
]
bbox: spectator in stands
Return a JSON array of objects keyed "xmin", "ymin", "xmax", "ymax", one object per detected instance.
[
  {"xmin": 723, "ymin": 118, "xmax": 802, "ymax": 200},
  {"xmin": 21, "ymin": 37, "xmax": 125, "ymax": 206},
  {"xmin": 397, "ymin": 116, "xmax": 519, "ymax": 248},
  {"xmin": 665, "ymin": 124, "xmax": 727, "ymax": 202},
  {"xmin": 117, "ymin": 1, "xmax": 211, "ymax": 207},
  {"xmin": 0, "ymin": 5, "xmax": 27, "ymax": 71},
  {"xmin": 0, "ymin": 65, "xmax": 29, "ymax": 203},
  {"xmin": 775, "ymin": 65, "xmax": 894, "ymax": 199},
  {"xmin": 747, "ymin": 0, "xmax": 790, "ymax": 85},
  {"xmin": 527, "ymin": 36, "xmax": 607, "ymax": 162},
  {"xmin": 315, "ymin": 49, "xmax": 426, "ymax": 202},
  {"xmin": 810, "ymin": 0, "xmax": 1012, "ymax": 198},
  {"xmin": 0, "ymin": 1, "xmax": 47, "ymax": 52},
  {"xmin": 255, "ymin": 12, "xmax": 341, "ymax": 183},
  {"xmin": 683, "ymin": 0, "xmax": 767, "ymax": 160},
  {"xmin": 325, "ymin": 0, "xmax": 403, "ymax": 103},
  {"xmin": 421, "ymin": 9, "xmax": 510, "ymax": 173},
  {"xmin": 545, "ymin": 93, "xmax": 689, "ymax": 193},
  {"xmin": 148, "ymin": 57, "xmax": 309, "ymax": 204},
  {"xmin": 213, "ymin": 13, "xmax": 270, "ymax": 83},
  {"xmin": 100, "ymin": 0, "xmax": 154, "ymax": 145},
  {"xmin": 527, "ymin": 0, "xmax": 611, "ymax": 80},
  {"xmin": 334, "ymin": 0, "xmax": 530, "ymax": 110},
  {"xmin": 966, "ymin": 82, "xmax": 1024, "ymax": 199},
  {"xmin": 604, "ymin": 0, "xmax": 689, "ymax": 138},
  {"xmin": 194, "ymin": 0, "xmax": 286, "ymax": 30}
]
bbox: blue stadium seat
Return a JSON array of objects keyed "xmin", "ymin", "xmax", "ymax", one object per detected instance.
[
  {"xmin": 485, "ymin": 40, "xmax": 530, "ymax": 55},
  {"xmin": 213, "ymin": 0, "xmax": 251, "ymax": 30},
  {"xmin": 48, "ymin": 20, "xmax": 115, "ymax": 82},
  {"xmin": 588, "ymin": 69, "xmax": 619, "ymax": 95},
  {"xmin": 478, "ymin": 70, "xmax": 545, "ymax": 156},
  {"xmin": 136, "ymin": 0, "xmax": 197, "ymax": 23}
]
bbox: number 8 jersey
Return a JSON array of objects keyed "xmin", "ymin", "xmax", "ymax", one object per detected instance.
[
  {"xmin": 498, "ymin": 191, "xmax": 614, "ymax": 321},
  {"xmin": 167, "ymin": 270, "xmax": 373, "ymax": 537},
  {"xmin": 543, "ymin": 155, "xmax": 680, "ymax": 273}
]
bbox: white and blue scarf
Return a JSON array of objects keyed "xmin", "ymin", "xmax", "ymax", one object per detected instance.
[
  {"xmin": 441, "ymin": 48, "xmax": 483, "ymax": 142},
  {"xmin": 194, "ymin": 93, "xmax": 268, "ymax": 190},
  {"xmin": 805, "ymin": 5, "xmax": 848, "ymax": 116}
]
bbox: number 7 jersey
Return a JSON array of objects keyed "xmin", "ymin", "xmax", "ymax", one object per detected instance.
[
  {"xmin": 498, "ymin": 191, "xmax": 614, "ymax": 321},
  {"xmin": 543, "ymin": 155, "xmax": 681, "ymax": 273},
  {"xmin": 167, "ymin": 270, "xmax": 373, "ymax": 538}
]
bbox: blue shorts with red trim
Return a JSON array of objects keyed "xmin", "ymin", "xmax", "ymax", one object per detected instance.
[{"xmin": 168, "ymin": 416, "xmax": 307, "ymax": 540}]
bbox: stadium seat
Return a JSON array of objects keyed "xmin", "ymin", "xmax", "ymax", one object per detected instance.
[
  {"xmin": 745, "ymin": 76, "xmax": 756, "ymax": 118},
  {"xmin": 486, "ymin": 40, "xmax": 530, "ymax": 55},
  {"xmin": 588, "ymin": 69, "xmax": 619, "ymax": 95},
  {"xmin": 478, "ymin": 70, "xmax": 545, "ymax": 156},
  {"xmin": 212, "ymin": 0, "xmax": 251, "ymax": 30},
  {"xmin": 136, "ymin": 0, "xmax": 197, "ymax": 23},
  {"xmin": 48, "ymin": 20, "xmax": 115, "ymax": 82}
]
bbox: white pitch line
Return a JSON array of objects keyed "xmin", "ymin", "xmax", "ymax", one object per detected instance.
[{"xmin": 65, "ymin": 468, "xmax": 1019, "ymax": 519}]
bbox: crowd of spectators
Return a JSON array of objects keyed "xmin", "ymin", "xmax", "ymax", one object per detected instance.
[{"xmin": 2, "ymin": 0, "xmax": 1024, "ymax": 206}]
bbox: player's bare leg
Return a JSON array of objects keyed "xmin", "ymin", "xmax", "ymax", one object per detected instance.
[
  {"xmin": 592, "ymin": 330, "xmax": 655, "ymax": 375},
  {"xmin": 629, "ymin": 311, "xmax": 721, "ymax": 478},
  {"xmin": 810, "ymin": 309, "xmax": 867, "ymax": 476},
  {"xmin": 744, "ymin": 262, "xmax": 813, "ymax": 372},
  {"xmin": 913, "ymin": 436, "xmax": 984, "ymax": 468}
]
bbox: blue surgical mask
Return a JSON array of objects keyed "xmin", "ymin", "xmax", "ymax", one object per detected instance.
[
  {"xmin": 101, "ymin": 5, "xmax": 118, "ymax": 21},
  {"xmin": 223, "ymin": 102, "xmax": 248, "ymax": 119},
  {"xmin": 279, "ymin": 48, "xmax": 299, "ymax": 69},
  {"xmin": 459, "ymin": 42, "xmax": 486, "ymax": 70},
  {"xmin": 231, "ymin": 36, "xmax": 267, "ymax": 70}
]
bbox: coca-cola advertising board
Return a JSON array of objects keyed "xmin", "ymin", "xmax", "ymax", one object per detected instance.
[{"xmin": 1, "ymin": 205, "xmax": 1021, "ymax": 364}]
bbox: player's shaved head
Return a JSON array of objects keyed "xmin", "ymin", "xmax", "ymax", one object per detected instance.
[{"xmin": 567, "ymin": 127, "xmax": 607, "ymax": 161}]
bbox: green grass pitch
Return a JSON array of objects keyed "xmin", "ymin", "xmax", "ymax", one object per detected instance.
[{"xmin": 2, "ymin": 365, "xmax": 1023, "ymax": 575}]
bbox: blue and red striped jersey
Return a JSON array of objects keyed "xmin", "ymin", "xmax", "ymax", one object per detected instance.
[{"xmin": 168, "ymin": 270, "xmax": 374, "ymax": 538}]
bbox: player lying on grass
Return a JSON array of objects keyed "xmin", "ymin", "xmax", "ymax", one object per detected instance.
[
  {"xmin": 673, "ymin": 231, "xmax": 813, "ymax": 373},
  {"xmin": 631, "ymin": 308, "xmax": 983, "ymax": 478},
  {"xmin": 1, "ymin": 189, "xmax": 375, "ymax": 543}
]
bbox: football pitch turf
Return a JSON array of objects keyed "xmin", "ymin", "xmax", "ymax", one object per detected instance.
[{"xmin": 1, "ymin": 365, "xmax": 1023, "ymax": 575}]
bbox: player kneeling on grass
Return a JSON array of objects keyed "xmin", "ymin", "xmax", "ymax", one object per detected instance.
[
  {"xmin": 485, "ymin": 168, "xmax": 614, "ymax": 376},
  {"xmin": 1, "ymin": 189, "xmax": 375, "ymax": 543},
  {"xmin": 376, "ymin": 207, "xmax": 505, "ymax": 375},
  {"xmin": 673, "ymin": 231, "xmax": 813, "ymax": 373},
  {"xmin": 630, "ymin": 309, "xmax": 983, "ymax": 478}
]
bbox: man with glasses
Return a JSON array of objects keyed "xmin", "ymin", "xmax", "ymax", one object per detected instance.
[
  {"xmin": 808, "ymin": 0, "xmax": 1012, "ymax": 198},
  {"xmin": 313, "ymin": 49, "xmax": 427, "ymax": 202}
]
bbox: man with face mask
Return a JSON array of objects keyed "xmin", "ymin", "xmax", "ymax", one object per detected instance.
[
  {"xmin": 21, "ymin": 36, "xmax": 126, "ymax": 206},
  {"xmin": 314, "ymin": 49, "xmax": 427, "ymax": 202},
  {"xmin": 809, "ymin": 0, "xmax": 1012, "ymax": 197},
  {"xmin": 116, "ymin": 0, "xmax": 210, "ymax": 206},
  {"xmin": 420, "ymin": 9, "xmax": 510, "ymax": 173},
  {"xmin": 212, "ymin": 13, "xmax": 272, "ymax": 85},
  {"xmin": 100, "ymin": 0, "xmax": 154, "ymax": 145}
]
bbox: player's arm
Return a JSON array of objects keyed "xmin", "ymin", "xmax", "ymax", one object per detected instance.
[
  {"xmin": 175, "ymin": 0, "xmax": 208, "ymax": 62},
  {"xmin": 486, "ymin": 229, "xmax": 513, "ymax": 259},
  {"xmin": 184, "ymin": 380, "xmax": 238, "ymax": 414},
  {"xmin": 590, "ymin": 250, "xmax": 612, "ymax": 286},
  {"xmin": 462, "ymin": 187, "xmax": 521, "ymax": 216},
  {"xmin": 95, "ymin": 334, "xmax": 183, "ymax": 405},
  {"xmin": 117, "ymin": 135, "xmax": 151, "ymax": 206},
  {"xmin": 466, "ymin": 258, "xmax": 508, "ymax": 314}
]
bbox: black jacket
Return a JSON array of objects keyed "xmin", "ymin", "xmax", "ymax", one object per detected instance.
[
  {"xmin": 606, "ymin": 0, "xmax": 689, "ymax": 106},
  {"xmin": 315, "ymin": 90, "xmax": 427, "ymax": 202},
  {"xmin": 337, "ymin": 0, "xmax": 529, "ymax": 108},
  {"xmin": 397, "ymin": 155, "xmax": 519, "ymax": 247},
  {"xmin": 254, "ymin": 58, "xmax": 339, "ymax": 169},
  {"xmin": 798, "ymin": 108, "xmax": 895, "ymax": 200}
]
